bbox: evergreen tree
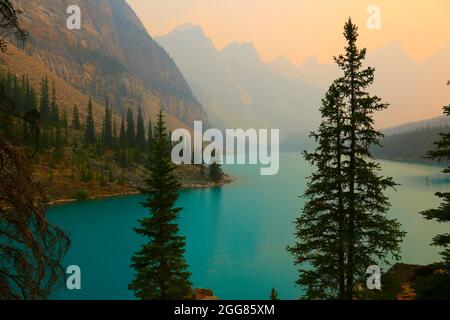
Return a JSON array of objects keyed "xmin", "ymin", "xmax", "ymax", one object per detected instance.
[
  {"xmin": 119, "ymin": 115, "xmax": 127, "ymax": 149},
  {"xmin": 39, "ymin": 76, "xmax": 50, "ymax": 125},
  {"xmin": 129, "ymin": 109, "xmax": 192, "ymax": 300},
  {"xmin": 288, "ymin": 19, "xmax": 405, "ymax": 300},
  {"xmin": 25, "ymin": 77, "xmax": 37, "ymax": 113},
  {"xmin": 136, "ymin": 106, "xmax": 146, "ymax": 151},
  {"xmin": 61, "ymin": 108, "xmax": 68, "ymax": 144},
  {"xmin": 61, "ymin": 108, "xmax": 68, "ymax": 131},
  {"xmin": 416, "ymin": 81, "xmax": 450, "ymax": 299},
  {"xmin": 209, "ymin": 161, "xmax": 223, "ymax": 183},
  {"xmin": 0, "ymin": 72, "xmax": 37, "ymax": 114},
  {"xmin": 50, "ymin": 81, "xmax": 60, "ymax": 126},
  {"xmin": 113, "ymin": 113, "xmax": 118, "ymax": 141},
  {"xmin": 126, "ymin": 107, "xmax": 135, "ymax": 148},
  {"xmin": 288, "ymin": 82, "xmax": 348, "ymax": 299},
  {"xmin": 72, "ymin": 105, "xmax": 81, "ymax": 129},
  {"xmin": 101, "ymin": 100, "xmax": 113, "ymax": 148},
  {"xmin": 270, "ymin": 288, "xmax": 279, "ymax": 300},
  {"xmin": 85, "ymin": 98, "xmax": 96, "ymax": 144},
  {"xmin": 147, "ymin": 119, "xmax": 153, "ymax": 151},
  {"xmin": 208, "ymin": 149, "xmax": 223, "ymax": 183}
]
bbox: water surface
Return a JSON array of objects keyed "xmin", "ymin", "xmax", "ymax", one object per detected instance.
[{"xmin": 49, "ymin": 153, "xmax": 449, "ymax": 300}]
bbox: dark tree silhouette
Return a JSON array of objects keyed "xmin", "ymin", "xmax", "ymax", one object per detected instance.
[
  {"xmin": 136, "ymin": 106, "xmax": 146, "ymax": 152},
  {"xmin": 129, "ymin": 110, "xmax": 192, "ymax": 300},
  {"xmin": 71, "ymin": 105, "xmax": 81, "ymax": 129},
  {"xmin": 85, "ymin": 98, "xmax": 96, "ymax": 144},
  {"xmin": 101, "ymin": 100, "xmax": 113, "ymax": 148},
  {"xmin": 288, "ymin": 19, "xmax": 405, "ymax": 299},
  {"xmin": 415, "ymin": 81, "xmax": 450, "ymax": 299},
  {"xmin": 0, "ymin": 0, "xmax": 70, "ymax": 299}
]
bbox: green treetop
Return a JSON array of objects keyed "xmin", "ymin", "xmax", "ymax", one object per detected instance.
[{"xmin": 129, "ymin": 109, "xmax": 192, "ymax": 300}]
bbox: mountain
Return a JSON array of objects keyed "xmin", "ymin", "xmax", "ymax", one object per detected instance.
[
  {"xmin": 3, "ymin": 0, "xmax": 206, "ymax": 128},
  {"xmin": 270, "ymin": 42, "xmax": 450, "ymax": 129},
  {"xmin": 220, "ymin": 42, "xmax": 322, "ymax": 137},
  {"xmin": 270, "ymin": 56, "xmax": 341, "ymax": 89},
  {"xmin": 373, "ymin": 110, "xmax": 450, "ymax": 163},
  {"xmin": 0, "ymin": 0, "xmax": 217, "ymax": 202},
  {"xmin": 373, "ymin": 125, "xmax": 450, "ymax": 163},
  {"xmin": 156, "ymin": 24, "xmax": 246, "ymax": 129},
  {"xmin": 157, "ymin": 25, "xmax": 323, "ymax": 146},
  {"xmin": 366, "ymin": 42, "xmax": 449, "ymax": 129},
  {"xmin": 269, "ymin": 56, "xmax": 302, "ymax": 79}
]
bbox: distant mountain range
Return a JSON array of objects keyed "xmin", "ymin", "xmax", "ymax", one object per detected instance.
[
  {"xmin": 373, "ymin": 125, "xmax": 450, "ymax": 163},
  {"xmin": 373, "ymin": 109, "xmax": 450, "ymax": 163},
  {"xmin": 157, "ymin": 24, "xmax": 323, "ymax": 148},
  {"xmin": 1, "ymin": 0, "xmax": 206, "ymax": 129},
  {"xmin": 269, "ymin": 42, "xmax": 450, "ymax": 130},
  {"xmin": 157, "ymin": 24, "xmax": 449, "ymax": 151}
]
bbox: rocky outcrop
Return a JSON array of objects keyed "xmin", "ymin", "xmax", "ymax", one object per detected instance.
[{"xmin": 193, "ymin": 288, "xmax": 219, "ymax": 300}]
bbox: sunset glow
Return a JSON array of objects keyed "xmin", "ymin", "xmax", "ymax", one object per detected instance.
[{"xmin": 127, "ymin": 0, "xmax": 450, "ymax": 65}]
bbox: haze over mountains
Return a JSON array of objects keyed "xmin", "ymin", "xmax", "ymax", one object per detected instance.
[
  {"xmin": 269, "ymin": 42, "xmax": 450, "ymax": 131},
  {"xmin": 2, "ymin": 0, "xmax": 206, "ymax": 129},
  {"xmin": 157, "ymin": 23, "xmax": 449, "ymax": 150},
  {"xmin": 3, "ymin": 0, "xmax": 447, "ymax": 145},
  {"xmin": 157, "ymin": 24, "xmax": 323, "ymax": 147}
]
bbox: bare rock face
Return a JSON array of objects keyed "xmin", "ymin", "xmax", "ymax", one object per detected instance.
[{"xmin": 8, "ymin": 0, "xmax": 207, "ymax": 127}]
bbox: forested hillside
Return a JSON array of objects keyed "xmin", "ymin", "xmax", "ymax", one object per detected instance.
[
  {"xmin": 0, "ymin": 71, "xmax": 223, "ymax": 203},
  {"xmin": 373, "ymin": 126, "xmax": 450, "ymax": 163},
  {"xmin": 3, "ymin": 0, "xmax": 206, "ymax": 131}
]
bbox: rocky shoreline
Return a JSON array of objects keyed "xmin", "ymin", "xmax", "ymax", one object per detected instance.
[{"xmin": 48, "ymin": 175, "xmax": 235, "ymax": 207}]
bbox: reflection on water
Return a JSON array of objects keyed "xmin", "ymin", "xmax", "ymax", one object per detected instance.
[
  {"xmin": 48, "ymin": 154, "xmax": 448, "ymax": 300},
  {"xmin": 409, "ymin": 175, "xmax": 450, "ymax": 187}
]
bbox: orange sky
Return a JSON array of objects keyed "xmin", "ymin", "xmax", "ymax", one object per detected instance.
[{"xmin": 127, "ymin": 0, "xmax": 450, "ymax": 65}]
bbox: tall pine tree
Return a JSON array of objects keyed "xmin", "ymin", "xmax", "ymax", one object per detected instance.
[
  {"xmin": 113, "ymin": 113, "xmax": 118, "ymax": 141},
  {"xmin": 72, "ymin": 105, "xmax": 81, "ymax": 129},
  {"xmin": 39, "ymin": 76, "xmax": 50, "ymax": 125},
  {"xmin": 126, "ymin": 107, "xmax": 135, "ymax": 148},
  {"xmin": 102, "ymin": 100, "xmax": 113, "ymax": 148},
  {"xmin": 119, "ymin": 115, "xmax": 127, "ymax": 149},
  {"xmin": 147, "ymin": 119, "xmax": 153, "ymax": 151},
  {"xmin": 129, "ymin": 109, "xmax": 192, "ymax": 300},
  {"xmin": 136, "ymin": 106, "xmax": 146, "ymax": 152},
  {"xmin": 85, "ymin": 98, "xmax": 96, "ymax": 144},
  {"xmin": 337, "ymin": 19, "xmax": 404, "ymax": 299},
  {"xmin": 288, "ymin": 81, "xmax": 348, "ymax": 299},
  {"xmin": 50, "ymin": 81, "xmax": 59, "ymax": 126},
  {"xmin": 288, "ymin": 19, "xmax": 405, "ymax": 300}
]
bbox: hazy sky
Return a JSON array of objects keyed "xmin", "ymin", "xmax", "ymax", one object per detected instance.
[{"xmin": 127, "ymin": 0, "xmax": 450, "ymax": 65}]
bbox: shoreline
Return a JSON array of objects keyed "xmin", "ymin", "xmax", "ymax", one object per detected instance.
[{"xmin": 47, "ymin": 175, "xmax": 235, "ymax": 207}]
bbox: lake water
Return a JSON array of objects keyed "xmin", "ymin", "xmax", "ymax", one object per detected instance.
[{"xmin": 48, "ymin": 153, "xmax": 449, "ymax": 300}]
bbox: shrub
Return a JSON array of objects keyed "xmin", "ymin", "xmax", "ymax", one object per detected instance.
[{"xmin": 74, "ymin": 189, "xmax": 89, "ymax": 201}]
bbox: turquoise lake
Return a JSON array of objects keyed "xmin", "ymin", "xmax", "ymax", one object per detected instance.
[{"xmin": 48, "ymin": 153, "xmax": 449, "ymax": 300}]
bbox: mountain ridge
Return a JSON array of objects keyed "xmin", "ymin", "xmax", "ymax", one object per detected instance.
[
  {"xmin": 157, "ymin": 25, "xmax": 323, "ymax": 146},
  {"xmin": 269, "ymin": 41, "xmax": 450, "ymax": 129},
  {"xmin": 6, "ymin": 0, "xmax": 207, "ymax": 128}
]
